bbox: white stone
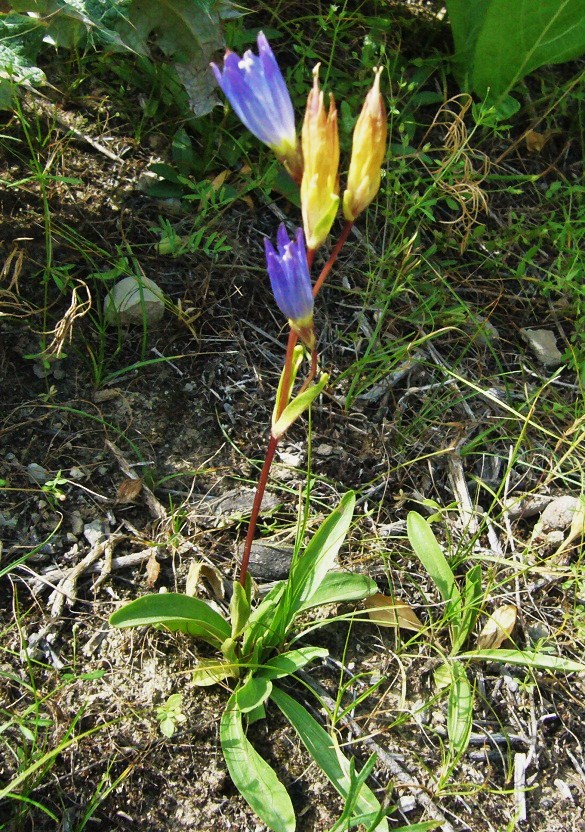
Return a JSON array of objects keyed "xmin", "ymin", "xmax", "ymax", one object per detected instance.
[
  {"xmin": 103, "ymin": 275, "xmax": 165, "ymax": 326},
  {"xmin": 520, "ymin": 328, "xmax": 563, "ymax": 368}
]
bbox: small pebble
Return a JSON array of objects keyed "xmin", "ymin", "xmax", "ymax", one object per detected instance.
[{"xmin": 84, "ymin": 520, "xmax": 107, "ymax": 546}]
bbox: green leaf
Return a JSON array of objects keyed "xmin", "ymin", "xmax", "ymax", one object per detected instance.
[
  {"xmin": 272, "ymin": 373, "xmax": 329, "ymax": 439},
  {"xmin": 230, "ymin": 579, "xmax": 251, "ymax": 638},
  {"xmin": 445, "ymin": 0, "xmax": 585, "ymax": 103},
  {"xmin": 241, "ymin": 582, "xmax": 286, "ymax": 655},
  {"xmin": 192, "ymin": 659, "xmax": 240, "ymax": 687},
  {"xmin": 447, "ymin": 662, "xmax": 473, "ymax": 758},
  {"xmin": 270, "ymin": 687, "xmax": 388, "ymax": 832},
  {"xmin": 407, "ymin": 512, "xmax": 461, "ymax": 620},
  {"xmin": 458, "ymin": 649, "xmax": 585, "ymax": 673},
  {"xmin": 298, "ymin": 571, "xmax": 378, "ymax": 612},
  {"xmin": 257, "ymin": 647, "xmax": 329, "ymax": 681},
  {"xmin": 10, "ymin": 0, "xmax": 131, "ymax": 50},
  {"xmin": 234, "ymin": 676, "xmax": 273, "ymax": 713},
  {"xmin": 452, "ymin": 563, "xmax": 483, "ymax": 654},
  {"xmin": 221, "ymin": 694, "xmax": 296, "ymax": 832},
  {"xmin": 0, "ymin": 14, "xmax": 46, "ymax": 107},
  {"xmin": 284, "ymin": 492, "xmax": 356, "ymax": 626},
  {"xmin": 109, "ymin": 593, "xmax": 231, "ymax": 647},
  {"xmin": 115, "ymin": 0, "xmax": 240, "ymax": 115}
]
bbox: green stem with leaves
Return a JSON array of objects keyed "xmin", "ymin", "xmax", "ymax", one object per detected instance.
[{"xmin": 238, "ymin": 222, "xmax": 354, "ymax": 586}]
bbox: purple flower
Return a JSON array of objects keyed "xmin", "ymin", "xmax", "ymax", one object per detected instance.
[
  {"xmin": 265, "ymin": 225, "xmax": 314, "ymax": 328},
  {"xmin": 211, "ymin": 33, "xmax": 301, "ymax": 181}
]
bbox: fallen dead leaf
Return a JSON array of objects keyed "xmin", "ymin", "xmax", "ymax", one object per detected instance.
[
  {"xmin": 210, "ymin": 170, "xmax": 230, "ymax": 190},
  {"xmin": 93, "ymin": 388, "xmax": 122, "ymax": 403},
  {"xmin": 186, "ymin": 560, "xmax": 225, "ymax": 599},
  {"xmin": 145, "ymin": 549, "xmax": 160, "ymax": 587},
  {"xmin": 525, "ymin": 129, "xmax": 550, "ymax": 153},
  {"xmin": 365, "ymin": 592, "xmax": 423, "ymax": 632},
  {"xmin": 477, "ymin": 604, "xmax": 517, "ymax": 649},
  {"xmin": 117, "ymin": 477, "xmax": 143, "ymax": 503}
]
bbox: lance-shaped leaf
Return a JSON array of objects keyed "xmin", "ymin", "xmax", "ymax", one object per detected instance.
[
  {"xmin": 272, "ymin": 345, "xmax": 304, "ymax": 426},
  {"xmin": 407, "ymin": 512, "xmax": 461, "ymax": 624},
  {"xmin": 272, "ymin": 373, "xmax": 329, "ymax": 439},
  {"xmin": 221, "ymin": 692, "xmax": 295, "ymax": 832},
  {"xmin": 109, "ymin": 593, "xmax": 231, "ymax": 648},
  {"xmin": 270, "ymin": 687, "xmax": 388, "ymax": 831}
]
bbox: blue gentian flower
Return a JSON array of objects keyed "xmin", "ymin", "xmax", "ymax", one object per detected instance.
[
  {"xmin": 264, "ymin": 225, "xmax": 315, "ymax": 345},
  {"xmin": 211, "ymin": 33, "xmax": 302, "ymax": 181}
]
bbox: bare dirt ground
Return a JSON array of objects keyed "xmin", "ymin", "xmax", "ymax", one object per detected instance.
[{"xmin": 2, "ymin": 12, "xmax": 585, "ymax": 832}]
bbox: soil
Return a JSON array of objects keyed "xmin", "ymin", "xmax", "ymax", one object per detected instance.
[{"xmin": 1, "ymin": 7, "xmax": 585, "ymax": 832}]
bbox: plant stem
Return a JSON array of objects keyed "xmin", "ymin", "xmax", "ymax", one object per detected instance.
[
  {"xmin": 239, "ymin": 223, "xmax": 353, "ymax": 584},
  {"xmin": 238, "ymin": 432, "xmax": 278, "ymax": 586},
  {"xmin": 312, "ymin": 220, "xmax": 353, "ymax": 298}
]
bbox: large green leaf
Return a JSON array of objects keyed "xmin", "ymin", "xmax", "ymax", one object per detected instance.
[
  {"xmin": 256, "ymin": 647, "xmax": 329, "ymax": 681},
  {"xmin": 9, "ymin": 0, "xmax": 131, "ymax": 49},
  {"xmin": 446, "ymin": 0, "xmax": 585, "ymax": 102},
  {"xmin": 6, "ymin": 0, "xmax": 239, "ymax": 114},
  {"xmin": 116, "ymin": 0, "xmax": 240, "ymax": 115},
  {"xmin": 0, "ymin": 14, "xmax": 45, "ymax": 107},
  {"xmin": 234, "ymin": 676, "xmax": 273, "ymax": 713},
  {"xmin": 297, "ymin": 571, "xmax": 378, "ymax": 612},
  {"xmin": 447, "ymin": 662, "xmax": 473, "ymax": 759},
  {"xmin": 109, "ymin": 592, "xmax": 231, "ymax": 647},
  {"xmin": 270, "ymin": 687, "xmax": 388, "ymax": 832},
  {"xmin": 221, "ymin": 694, "xmax": 296, "ymax": 832},
  {"xmin": 285, "ymin": 492, "xmax": 356, "ymax": 622}
]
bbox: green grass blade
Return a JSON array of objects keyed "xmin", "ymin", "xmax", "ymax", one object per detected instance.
[
  {"xmin": 270, "ymin": 687, "xmax": 388, "ymax": 832},
  {"xmin": 220, "ymin": 695, "xmax": 295, "ymax": 832},
  {"xmin": 109, "ymin": 593, "xmax": 231, "ymax": 647}
]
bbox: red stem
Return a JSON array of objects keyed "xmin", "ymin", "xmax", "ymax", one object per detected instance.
[
  {"xmin": 312, "ymin": 220, "xmax": 353, "ymax": 298},
  {"xmin": 239, "ymin": 434, "xmax": 278, "ymax": 586}
]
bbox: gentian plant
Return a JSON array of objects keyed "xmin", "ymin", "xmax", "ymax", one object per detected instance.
[{"xmin": 110, "ymin": 32, "xmax": 390, "ymax": 832}]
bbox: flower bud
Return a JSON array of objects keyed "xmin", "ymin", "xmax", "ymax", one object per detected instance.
[
  {"xmin": 264, "ymin": 225, "xmax": 315, "ymax": 348},
  {"xmin": 343, "ymin": 67, "xmax": 387, "ymax": 221},
  {"xmin": 301, "ymin": 65, "xmax": 340, "ymax": 250}
]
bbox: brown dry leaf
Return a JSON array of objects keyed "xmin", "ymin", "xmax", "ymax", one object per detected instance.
[
  {"xmin": 145, "ymin": 550, "xmax": 160, "ymax": 588},
  {"xmin": 525, "ymin": 130, "xmax": 549, "ymax": 153},
  {"xmin": 477, "ymin": 604, "xmax": 517, "ymax": 649},
  {"xmin": 186, "ymin": 560, "xmax": 225, "ymax": 599},
  {"xmin": 117, "ymin": 477, "xmax": 143, "ymax": 503},
  {"xmin": 240, "ymin": 194, "xmax": 255, "ymax": 211},
  {"xmin": 365, "ymin": 592, "xmax": 423, "ymax": 632},
  {"xmin": 210, "ymin": 170, "xmax": 230, "ymax": 190}
]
